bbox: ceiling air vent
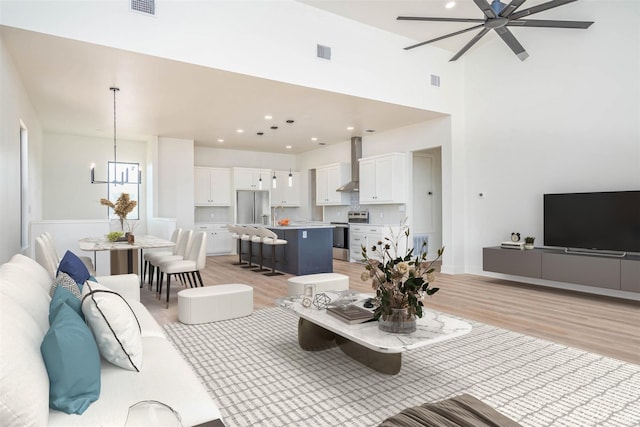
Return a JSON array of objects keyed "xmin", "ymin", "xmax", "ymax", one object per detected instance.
[
  {"xmin": 430, "ymin": 74, "xmax": 441, "ymax": 87},
  {"xmin": 131, "ymin": 0, "xmax": 155, "ymax": 15},
  {"xmin": 317, "ymin": 44, "xmax": 331, "ymax": 60}
]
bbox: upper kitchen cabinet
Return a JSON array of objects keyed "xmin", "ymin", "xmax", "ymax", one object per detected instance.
[
  {"xmin": 272, "ymin": 170, "xmax": 301, "ymax": 207},
  {"xmin": 232, "ymin": 167, "xmax": 272, "ymax": 190},
  {"xmin": 359, "ymin": 153, "xmax": 407, "ymax": 204},
  {"xmin": 195, "ymin": 167, "xmax": 231, "ymax": 206},
  {"xmin": 316, "ymin": 163, "xmax": 350, "ymax": 206}
]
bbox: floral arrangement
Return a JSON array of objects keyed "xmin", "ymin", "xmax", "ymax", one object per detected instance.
[
  {"xmin": 361, "ymin": 219, "xmax": 444, "ymax": 321},
  {"xmin": 100, "ymin": 193, "xmax": 137, "ymax": 231}
]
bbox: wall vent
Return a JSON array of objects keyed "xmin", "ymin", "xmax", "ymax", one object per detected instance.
[
  {"xmin": 430, "ymin": 74, "xmax": 441, "ymax": 87},
  {"xmin": 131, "ymin": 0, "xmax": 155, "ymax": 15},
  {"xmin": 317, "ymin": 44, "xmax": 332, "ymax": 60}
]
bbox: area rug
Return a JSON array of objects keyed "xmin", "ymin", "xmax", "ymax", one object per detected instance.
[{"xmin": 164, "ymin": 308, "xmax": 640, "ymax": 427}]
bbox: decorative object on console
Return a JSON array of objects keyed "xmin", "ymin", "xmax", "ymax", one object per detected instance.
[
  {"xmin": 361, "ymin": 218, "xmax": 444, "ymax": 333},
  {"xmin": 524, "ymin": 236, "xmax": 535, "ymax": 250},
  {"xmin": 511, "ymin": 232, "xmax": 521, "ymax": 242},
  {"xmin": 100, "ymin": 192, "xmax": 137, "ymax": 231}
]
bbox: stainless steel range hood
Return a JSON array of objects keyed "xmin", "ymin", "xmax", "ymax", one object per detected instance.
[{"xmin": 336, "ymin": 136, "xmax": 362, "ymax": 192}]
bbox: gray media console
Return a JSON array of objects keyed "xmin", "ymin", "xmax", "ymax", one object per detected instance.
[{"xmin": 483, "ymin": 247, "xmax": 640, "ymax": 293}]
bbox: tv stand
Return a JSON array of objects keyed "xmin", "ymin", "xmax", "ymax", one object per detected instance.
[
  {"xmin": 483, "ymin": 247, "xmax": 640, "ymax": 294},
  {"xmin": 565, "ymin": 247, "xmax": 627, "ymax": 258}
]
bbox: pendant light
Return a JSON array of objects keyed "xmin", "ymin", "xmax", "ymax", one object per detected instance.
[
  {"xmin": 288, "ymin": 169, "xmax": 293, "ymax": 187},
  {"xmin": 272, "ymin": 171, "xmax": 277, "ymax": 189},
  {"xmin": 90, "ymin": 87, "xmax": 141, "ymax": 185}
]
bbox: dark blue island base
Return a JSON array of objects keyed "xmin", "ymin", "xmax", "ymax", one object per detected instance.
[{"xmin": 240, "ymin": 226, "xmax": 334, "ymax": 276}]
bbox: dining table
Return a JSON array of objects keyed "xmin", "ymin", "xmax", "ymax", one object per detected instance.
[{"xmin": 78, "ymin": 235, "xmax": 175, "ymax": 287}]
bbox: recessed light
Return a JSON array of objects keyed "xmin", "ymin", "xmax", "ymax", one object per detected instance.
[
  {"xmin": 318, "ymin": 142, "xmax": 326, "ymax": 146},
  {"xmin": 270, "ymin": 126, "xmax": 278, "ymax": 130},
  {"xmin": 311, "ymin": 137, "xmax": 318, "ymax": 141},
  {"xmin": 217, "ymin": 139, "xmax": 224, "ymax": 143},
  {"xmin": 365, "ymin": 129, "xmax": 376, "ymax": 133},
  {"xmin": 347, "ymin": 126, "xmax": 354, "ymax": 131},
  {"xmin": 264, "ymin": 115, "xmax": 272, "ymax": 120},
  {"xmin": 445, "ymin": 1, "xmax": 456, "ymax": 9},
  {"xmin": 236, "ymin": 129, "xmax": 244, "ymax": 133},
  {"xmin": 257, "ymin": 132, "xmax": 264, "ymax": 136},
  {"xmin": 285, "ymin": 145, "xmax": 292, "ymax": 149},
  {"xmin": 286, "ymin": 119, "xmax": 294, "ymax": 124}
]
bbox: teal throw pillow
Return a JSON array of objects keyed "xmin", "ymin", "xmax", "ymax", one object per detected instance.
[
  {"xmin": 49, "ymin": 285, "xmax": 83, "ymax": 324},
  {"xmin": 56, "ymin": 250, "xmax": 90, "ymax": 288},
  {"xmin": 41, "ymin": 302, "xmax": 101, "ymax": 414}
]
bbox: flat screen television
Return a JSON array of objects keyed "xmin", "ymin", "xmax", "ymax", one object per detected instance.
[{"xmin": 544, "ymin": 191, "xmax": 640, "ymax": 254}]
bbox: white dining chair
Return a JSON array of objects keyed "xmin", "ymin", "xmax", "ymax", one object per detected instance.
[
  {"xmin": 143, "ymin": 228, "xmax": 182, "ymax": 288},
  {"xmin": 39, "ymin": 232, "xmax": 95, "ymax": 275},
  {"xmin": 150, "ymin": 229, "xmax": 193, "ymax": 294},
  {"xmin": 157, "ymin": 231, "xmax": 208, "ymax": 308}
]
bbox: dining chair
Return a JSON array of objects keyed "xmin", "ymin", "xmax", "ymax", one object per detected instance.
[
  {"xmin": 150, "ymin": 229, "xmax": 193, "ymax": 294},
  {"xmin": 39, "ymin": 232, "xmax": 95, "ymax": 275},
  {"xmin": 35, "ymin": 236, "xmax": 58, "ymax": 278},
  {"xmin": 157, "ymin": 231, "xmax": 208, "ymax": 308},
  {"xmin": 143, "ymin": 228, "xmax": 182, "ymax": 288}
]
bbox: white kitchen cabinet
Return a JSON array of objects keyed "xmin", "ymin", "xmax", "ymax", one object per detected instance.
[
  {"xmin": 349, "ymin": 225, "xmax": 404, "ymax": 262},
  {"xmin": 359, "ymin": 153, "xmax": 407, "ymax": 204},
  {"xmin": 196, "ymin": 224, "xmax": 233, "ymax": 255},
  {"xmin": 271, "ymin": 170, "xmax": 301, "ymax": 206},
  {"xmin": 316, "ymin": 163, "xmax": 350, "ymax": 206},
  {"xmin": 194, "ymin": 167, "xmax": 231, "ymax": 206},
  {"xmin": 232, "ymin": 167, "xmax": 272, "ymax": 190}
]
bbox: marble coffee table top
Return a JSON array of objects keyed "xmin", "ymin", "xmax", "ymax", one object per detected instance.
[{"xmin": 277, "ymin": 292, "xmax": 472, "ymax": 354}]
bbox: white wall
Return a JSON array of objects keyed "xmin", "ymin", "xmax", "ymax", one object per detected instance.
[
  {"xmin": 461, "ymin": 0, "xmax": 640, "ymax": 273},
  {"xmin": 157, "ymin": 137, "xmax": 194, "ymax": 230},
  {"xmin": 0, "ymin": 0, "xmax": 456, "ymax": 113},
  {"xmin": 0, "ymin": 35, "xmax": 44, "ymax": 262},
  {"xmin": 42, "ymin": 132, "xmax": 147, "ymax": 221}
]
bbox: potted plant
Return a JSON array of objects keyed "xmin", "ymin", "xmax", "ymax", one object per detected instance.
[
  {"xmin": 360, "ymin": 219, "xmax": 444, "ymax": 334},
  {"xmin": 524, "ymin": 236, "xmax": 535, "ymax": 250}
]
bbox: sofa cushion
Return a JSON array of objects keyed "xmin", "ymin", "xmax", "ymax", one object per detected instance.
[
  {"xmin": 50, "ymin": 285, "xmax": 84, "ymax": 324},
  {"xmin": 41, "ymin": 303, "xmax": 101, "ymax": 415},
  {"xmin": 50, "ymin": 272, "xmax": 82, "ymax": 299},
  {"xmin": 7, "ymin": 254, "xmax": 54, "ymax": 292},
  {"xmin": 81, "ymin": 281, "xmax": 143, "ymax": 371},
  {"xmin": 0, "ymin": 276, "xmax": 50, "ymax": 336},
  {"xmin": 0, "ymin": 293, "xmax": 49, "ymax": 427},
  {"xmin": 57, "ymin": 250, "xmax": 90, "ymax": 287}
]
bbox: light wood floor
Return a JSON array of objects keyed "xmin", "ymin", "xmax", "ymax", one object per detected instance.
[{"xmin": 140, "ymin": 255, "xmax": 640, "ymax": 364}]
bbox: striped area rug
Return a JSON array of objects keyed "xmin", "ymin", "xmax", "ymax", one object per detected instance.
[{"xmin": 164, "ymin": 308, "xmax": 640, "ymax": 427}]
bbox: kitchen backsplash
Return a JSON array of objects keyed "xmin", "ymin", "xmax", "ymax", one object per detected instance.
[
  {"xmin": 195, "ymin": 206, "xmax": 232, "ymax": 223},
  {"xmin": 323, "ymin": 204, "xmax": 407, "ymax": 225}
]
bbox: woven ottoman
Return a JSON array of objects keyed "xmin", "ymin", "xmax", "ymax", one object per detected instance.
[
  {"xmin": 287, "ymin": 273, "xmax": 349, "ymax": 296},
  {"xmin": 178, "ymin": 284, "xmax": 253, "ymax": 324}
]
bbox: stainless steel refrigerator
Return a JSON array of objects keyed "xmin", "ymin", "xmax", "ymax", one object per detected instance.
[{"xmin": 236, "ymin": 190, "xmax": 270, "ymax": 224}]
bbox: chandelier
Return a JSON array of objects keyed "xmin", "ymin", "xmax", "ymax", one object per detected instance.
[{"xmin": 90, "ymin": 87, "xmax": 141, "ymax": 185}]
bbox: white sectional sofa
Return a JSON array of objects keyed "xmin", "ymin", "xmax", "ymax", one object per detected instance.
[{"xmin": 0, "ymin": 254, "xmax": 222, "ymax": 427}]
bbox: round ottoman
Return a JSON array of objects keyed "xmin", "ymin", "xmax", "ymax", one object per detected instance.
[{"xmin": 178, "ymin": 284, "xmax": 253, "ymax": 324}]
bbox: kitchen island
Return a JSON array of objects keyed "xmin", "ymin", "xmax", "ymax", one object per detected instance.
[{"xmin": 240, "ymin": 224, "xmax": 334, "ymax": 275}]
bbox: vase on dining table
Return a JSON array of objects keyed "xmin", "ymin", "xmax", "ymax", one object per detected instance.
[{"xmin": 378, "ymin": 307, "xmax": 417, "ymax": 334}]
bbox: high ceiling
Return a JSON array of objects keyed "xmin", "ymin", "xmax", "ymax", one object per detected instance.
[{"xmin": 2, "ymin": 0, "xmax": 571, "ymax": 154}]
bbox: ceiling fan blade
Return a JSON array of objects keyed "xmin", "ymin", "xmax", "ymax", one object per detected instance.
[
  {"xmin": 404, "ymin": 24, "xmax": 485, "ymax": 50},
  {"xmin": 397, "ymin": 16, "xmax": 485, "ymax": 23},
  {"xmin": 508, "ymin": 19, "xmax": 593, "ymax": 29},
  {"xmin": 499, "ymin": 0, "xmax": 526, "ymax": 17},
  {"xmin": 472, "ymin": 0, "xmax": 497, "ymax": 19},
  {"xmin": 510, "ymin": 0, "xmax": 577, "ymax": 20},
  {"xmin": 495, "ymin": 27, "xmax": 529, "ymax": 61},
  {"xmin": 450, "ymin": 27, "xmax": 491, "ymax": 61}
]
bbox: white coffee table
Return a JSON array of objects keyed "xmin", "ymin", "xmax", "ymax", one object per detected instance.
[{"xmin": 277, "ymin": 293, "xmax": 472, "ymax": 375}]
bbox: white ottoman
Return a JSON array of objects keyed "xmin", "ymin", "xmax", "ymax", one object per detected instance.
[
  {"xmin": 178, "ymin": 284, "xmax": 253, "ymax": 324},
  {"xmin": 287, "ymin": 273, "xmax": 349, "ymax": 296}
]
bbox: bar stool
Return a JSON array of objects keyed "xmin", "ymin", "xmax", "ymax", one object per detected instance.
[
  {"xmin": 261, "ymin": 228, "xmax": 288, "ymax": 276},
  {"xmin": 240, "ymin": 226, "xmax": 259, "ymax": 269},
  {"xmin": 228, "ymin": 225, "xmax": 247, "ymax": 266},
  {"xmin": 251, "ymin": 227, "xmax": 271, "ymax": 273}
]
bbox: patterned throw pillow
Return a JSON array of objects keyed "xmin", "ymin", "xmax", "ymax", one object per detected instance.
[{"xmin": 49, "ymin": 272, "xmax": 81, "ymax": 299}]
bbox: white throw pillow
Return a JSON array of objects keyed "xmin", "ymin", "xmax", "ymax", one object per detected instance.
[
  {"xmin": 0, "ymin": 277, "xmax": 50, "ymax": 336},
  {"xmin": 81, "ymin": 281, "xmax": 143, "ymax": 371},
  {"xmin": 0, "ymin": 293, "xmax": 49, "ymax": 427},
  {"xmin": 8, "ymin": 254, "xmax": 55, "ymax": 292}
]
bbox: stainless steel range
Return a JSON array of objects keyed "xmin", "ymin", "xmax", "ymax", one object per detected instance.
[{"xmin": 330, "ymin": 211, "xmax": 369, "ymax": 261}]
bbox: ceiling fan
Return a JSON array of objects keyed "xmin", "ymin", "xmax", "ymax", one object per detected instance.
[{"xmin": 398, "ymin": 0, "xmax": 593, "ymax": 61}]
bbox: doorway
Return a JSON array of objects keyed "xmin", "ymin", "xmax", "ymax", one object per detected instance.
[{"xmin": 412, "ymin": 148, "xmax": 442, "ymax": 260}]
